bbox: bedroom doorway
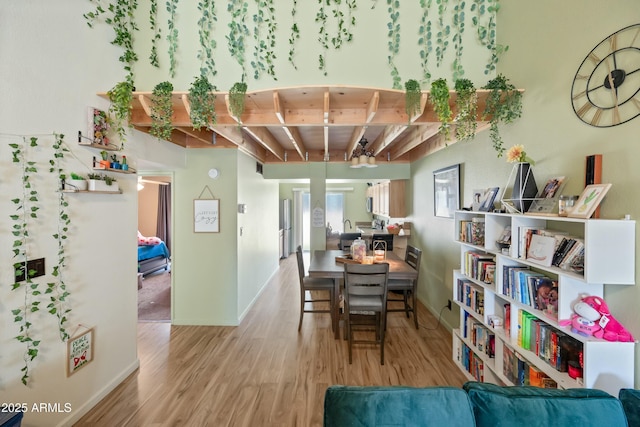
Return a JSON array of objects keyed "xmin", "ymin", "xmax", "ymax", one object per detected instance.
[{"xmin": 137, "ymin": 174, "xmax": 173, "ymax": 322}]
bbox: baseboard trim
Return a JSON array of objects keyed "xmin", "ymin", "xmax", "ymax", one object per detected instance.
[{"xmin": 57, "ymin": 359, "xmax": 140, "ymax": 427}]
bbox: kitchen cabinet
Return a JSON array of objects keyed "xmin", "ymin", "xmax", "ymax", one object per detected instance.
[{"xmin": 367, "ymin": 180, "xmax": 406, "ymax": 218}]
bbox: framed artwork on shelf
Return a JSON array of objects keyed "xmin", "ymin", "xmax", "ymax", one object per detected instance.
[
  {"xmin": 433, "ymin": 163, "xmax": 461, "ymax": 218},
  {"xmin": 568, "ymin": 183, "xmax": 612, "ymax": 218},
  {"xmin": 478, "ymin": 187, "xmax": 500, "ymax": 212},
  {"xmin": 528, "ymin": 176, "xmax": 566, "ymax": 215}
]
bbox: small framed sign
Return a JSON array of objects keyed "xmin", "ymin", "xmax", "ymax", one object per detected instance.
[
  {"xmin": 194, "ymin": 199, "xmax": 220, "ymax": 233},
  {"xmin": 67, "ymin": 327, "xmax": 94, "ymax": 376}
]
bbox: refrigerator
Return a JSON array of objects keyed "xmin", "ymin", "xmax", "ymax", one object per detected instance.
[{"xmin": 280, "ymin": 198, "xmax": 292, "ymax": 258}]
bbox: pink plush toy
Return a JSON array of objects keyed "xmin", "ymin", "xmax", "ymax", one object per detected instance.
[{"xmin": 571, "ymin": 296, "xmax": 634, "ymax": 342}]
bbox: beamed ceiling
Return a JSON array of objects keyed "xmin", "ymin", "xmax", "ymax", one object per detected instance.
[{"xmin": 99, "ymin": 85, "xmax": 510, "ymax": 165}]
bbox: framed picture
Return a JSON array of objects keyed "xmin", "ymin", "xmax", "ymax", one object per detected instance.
[
  {"xmin": 194, "ymin": 199, "xmax": 220, "ymax": 232},
  {"xmin": 478, "ymin": 187, "xmax": 500, "ymax": 212},
  {"xmin": 528, "ymin": 176, "xmax": 567, "ymax": 214},
  {"xmin": 67, "ymin": 328, "xmax": 94, "ymax": 376},
  {"xmin": 433, "ymin": 164, "xmax": 461, "ymax": 218},
  {"xmin": 568, "ymin": 183, "xmax": 612, "ymax": 218}
]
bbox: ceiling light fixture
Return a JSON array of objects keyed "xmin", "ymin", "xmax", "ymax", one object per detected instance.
[{"xmin": 350, "ymin": 137, "xmax": 377, "ymax": 168}]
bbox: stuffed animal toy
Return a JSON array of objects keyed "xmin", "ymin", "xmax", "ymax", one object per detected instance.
[{"xmin": 561, "ymin": 295, "xmax": 634, "ymax": 342}]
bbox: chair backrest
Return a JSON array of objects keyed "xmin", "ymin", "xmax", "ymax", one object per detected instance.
[
  {"xmin": 343, "ymin": 263, "xmax": 389, "ymax": 308},
  {"xmin": 371, "ymin": 233, "xmax": 394, "ymax": 251},
  {"xmin": 405, "ymin": 245, "xmax": 422, "ymax": 278},
  {"xmin": 339, "ymin": 232, "xmax": 362, "ymax": 250},
  {"xmin": 295, "ymin": 245, "xmax": 306, "ymax": 284}
]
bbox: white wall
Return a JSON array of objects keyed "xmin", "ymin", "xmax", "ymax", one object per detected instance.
[{"xmin": 408, "ymin": 1, "xmax": 640, "ymax": 387}]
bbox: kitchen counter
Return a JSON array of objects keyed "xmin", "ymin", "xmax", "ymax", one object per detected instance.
[{"xmin": 356, "ymin": 227, "xmax": 410, "ymax": 237}]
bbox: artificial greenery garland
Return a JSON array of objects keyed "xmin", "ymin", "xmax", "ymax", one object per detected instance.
[
  {"xmin": 227, "ymin": 0, "xmax": 250, "ymax": 80},
  {"xmin": 10, "ymin": 136, "xmax": 42, "ymax": 385},
  {"xmin": 430, "ymin": 78, "xmax": 452, "ymax": 141},
  {"xmin": 189, "ymin": 75, "xmax": 217, "ymax": 130},
  {"xmin": 386, "ymin": 0, "xmax": 402, "ymax": 89},
  {"xmin": 482, "ymin": 74, "xmax": 522, "ymax": 156},
  {"xmin": 454, "ymin": 78, "xmax": 477, "ymax": 141},
  {"xmin": 288, "ymin": 0, "xmax": 300, "ymax": 69},
  {"xmin": 229, "ymin": 81, "xmax": 248, "ymax": 119},
  {"xmin": 107, "ymin": 81, "xmax": 134, "ymax": 147},
  {"xmin": 418, "ymin": 0, "xmax": 433, "ymax": 83},
  {"xmin": 451, "ymin": 0, "xmax": 466, "ymax": 81},
  {"xmin": 197, "ymin": 0, "xmax": 218, "ymax": 78},
  {"xmin": 151, "ymin": 81, "xmax": 175, "ymax": 141},
  {"xmin": 166, "ymin": 0, "xmax": 180, "ymax": 78},
  {"xmin": 149, "ymin": 0, "xmax": 161, "ymax": 67},
  {"xmin": 252, "ymin": 0, "xmax": 277, "ymax": 80}
]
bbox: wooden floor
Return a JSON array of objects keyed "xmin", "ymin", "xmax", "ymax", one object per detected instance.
[{"xmin": 75, "ymin": 253, "xmax": 467, "ymax": 426}]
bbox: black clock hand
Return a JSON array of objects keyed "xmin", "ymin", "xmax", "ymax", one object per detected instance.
[{"xmin": 626, "ymin": 67, "xmax": 640, "ymax": 77}]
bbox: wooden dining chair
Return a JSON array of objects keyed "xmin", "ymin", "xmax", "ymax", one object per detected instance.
[
  {"xmin": 387, "ymin": 245, "xmax": 422, "ymax": 329},
  {"xmin": 296, "ymin": 246, "xmax": 335, "ymax": 331},
  {"xmin": 343, "ymin": 262, "xmax": 390, "ymax": 365}
]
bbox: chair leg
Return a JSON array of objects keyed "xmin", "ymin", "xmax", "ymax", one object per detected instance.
[
  {"xmin": 298, "ymin": 290, "xmax": 305, "ymax": 331},
  {"xmin": 403, "ymin": 290, "xmax": 410, "ymax": 318},
  {"xmin": 412, "ymin": 290, "xmax": 419, "ymax": 329},
  {"xmin": 347, "ymin": 315, "xmax": 353, "ymax": 364},
  {"xmin": 380, "ymin": 314, "xmax": 386, "ymax": 365}
]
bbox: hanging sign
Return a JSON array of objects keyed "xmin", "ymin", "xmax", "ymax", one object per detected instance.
[
  {"xmin": 194, "ymin": 199, "xmax": 220, "ymax": 233},
  {"xmin": 312, "ymin": 206, "xmax": 325, "ymax": 228},
  {"xmin": 67, "ymin": 327, "xmax": 94, "ymax": 376}
]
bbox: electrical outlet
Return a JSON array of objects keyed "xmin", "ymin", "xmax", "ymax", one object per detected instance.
[
  {"xmin": 14, "ymin": 258, "xmax": 46, "ymax": 282},
  {"xmin": 447, "ymin": 299, "xmax": 452, "ymax": 310}
]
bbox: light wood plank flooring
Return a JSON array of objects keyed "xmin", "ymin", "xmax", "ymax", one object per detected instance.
[{"xmin": 75, "ymin": 253, "xmax": 467, "ymax": 426}]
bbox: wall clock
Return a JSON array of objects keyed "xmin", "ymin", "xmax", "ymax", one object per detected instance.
[{"xmin": 571, "ymin": 23, "xmax": 640, "ymax": 127}]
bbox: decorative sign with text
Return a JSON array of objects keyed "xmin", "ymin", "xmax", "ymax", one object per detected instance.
[
  {"xmin": 312, "ymin": 206, "xmax": 325, "ymax": 228},
  {"xmin": 67, "ymin": 327, "xmax": 94, "ymax": 376},
  {"xmin": 194, "ymin": 199, "xmax": 220, "ymax": 233}
]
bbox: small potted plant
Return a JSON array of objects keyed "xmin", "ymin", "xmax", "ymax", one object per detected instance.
[
  {"xmin": 88, "ymin": 173, "xmax": 118, "ymax": 192},
  {"xmin": 68, "ymin": 172, "xmax": 88, "ymax": 191},
  {"xmin": 99, "ymin": 150, "xmax": 110, "ymax": 169},
  {"xmin": 110, "ymin": 154, "xmax": 121, "ymax": 169}
]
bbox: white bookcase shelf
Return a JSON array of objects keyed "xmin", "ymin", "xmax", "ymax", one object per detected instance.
[{"xmin": 451, "ymin": 210, "xmax": 636, "ymax": 396}]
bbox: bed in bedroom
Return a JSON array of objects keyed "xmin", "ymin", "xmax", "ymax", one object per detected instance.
[{"xmin": 138, "ymin": 238, "xmax": 171, "ymax": 277}]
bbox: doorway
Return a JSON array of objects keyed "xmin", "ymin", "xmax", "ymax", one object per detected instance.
[{"xmin": 137, "ymin": 174, "xmax": 173, "ymax": 322}]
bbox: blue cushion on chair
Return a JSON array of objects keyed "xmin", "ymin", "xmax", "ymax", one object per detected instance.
[
  {"xmin": 463, "ymin": 381, "xmax": 627, "ymax": 427},
  {"xmin": 324, "ymin": 385, "xmax": 476, "ymax": 427}
]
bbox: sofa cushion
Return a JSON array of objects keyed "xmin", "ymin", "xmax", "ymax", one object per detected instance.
[
  {"xmin": 463, "ymin": 381, "xmax": 627, "ymax": 427},
  {"xmin": 619, "ymin": 388, "xmax": 640, "ymax": 427},
  {"xmin": 324, "ymin": 385, "xmax": 476, "ymax": 427}
]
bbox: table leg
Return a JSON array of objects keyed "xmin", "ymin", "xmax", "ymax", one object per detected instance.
[{"xmin": 333, "ymin": 278, "xmax": 341, "ymax": 339}]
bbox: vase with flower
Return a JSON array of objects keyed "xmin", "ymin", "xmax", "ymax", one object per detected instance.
[{"xmin": 502, "ymin": 144, "xmax": 538, "ymax": 213}]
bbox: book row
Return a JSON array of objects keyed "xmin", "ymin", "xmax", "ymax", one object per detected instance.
[
  {"xmin": 462, "ymin": 312, "xmax": 496, "ymax": 359},
  {"xmin": 457, "ymin": 279, "xmax": 485, "ymax": 316},
  {"xmin": 458, "ymin": 343, "xmax": 485, "ymax": 382},
  {"xmin": 463, "ymin": 251, "xmax": 496, "ymax": 285},
  {"xmin": 514, "ymin": 226, "xmax": 584, "ymax": 273},
  {"xmin": 503, "ymin": 345, "xmax": 558, "ymax": 388},
  {"xmin": 501, "ymin": 266, "xmax": 558, "ymax": 319},
  {"xmin": 459, "ymin": 218, "xmax": 485, "ymax": 246},
  {"xmin": 518, "ymin": 310, "xmax": 583, "ymax": 375}
]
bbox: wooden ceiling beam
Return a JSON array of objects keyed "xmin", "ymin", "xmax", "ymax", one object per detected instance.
[
  {"xmin": 242, "ymin": 126, "xmax": 286, "ymax": 161},
  {"xmin": 274, "ymin": 91, "xmax": 307, "ymax": 160}
]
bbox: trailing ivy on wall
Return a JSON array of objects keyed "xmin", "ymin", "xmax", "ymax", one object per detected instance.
[
  {"xmin": 482, "ymin": 74, "xmax": 522, "ymax": 156},
  {"xmin": 315, "ymin": 0, "xmax": 329, "ymax": 76},
  {"xmin": 251, "ymin": 0, "xmax": 277, "ymax": 80},
  {"xmin": 149, "ymin": 0, "xmax": 161, "ymax": 67},
  {"xmin": 386, "ymin": 0, "xmax": 401, "ymax": 89},
  {"xmin": 430, "ymin": 78, "xmax": 452, "ymax": 140},
  {"xmin": 9, "ymin": 137, "xmax": 42, "ymax": 385},
  {"xmin": 197, "ymin": 0, "xmax": 218, "ymax": 78},
  {"xmin": 404, "ymin": 79, "xmax": 422, "ymax": 119},
  {"xmin": 451, "ymin": 0, "xmax": 466, "ymax": 81},
  {"xmin": 229, "ymin": 81, "xmax": 248, "ymax": 119},
  {"xmin": 288, "ymin": 0, "xmax": 300, "ymax": 69},
  {"xmin": 471, "ymin": 0, "xmax": 507, "ymax": 75},
  {"xmin": 435, "ymin": 0, "xmax": 450, "ymax": 68},
  {"xmin": 454, "ymin": 78, "xmax": 477, "ymax": 141},
  {"xmin": 166, "ymin": 0, "xmax": 180, "ymax": 78},
  {"xmin": 418, "ymin": 0, "xmax": 433, "ymax": 83},
  {"xmin": 189, "ymin": 75, "xmax": 217, "ymax": 130},
  {"xmin": 84, "ymin": 0, "xmax": 139, "ymax": 85},
  {"xmin": 48, "ymin": 134, "xmax": 72, "ymax": 342},
  {"xmin": 227, "ymin": 0, "xmax": 250, "ymax": 80},
  {"xmin": 107, "ymin": 80, "xmax": 134, "ymax": 146}
]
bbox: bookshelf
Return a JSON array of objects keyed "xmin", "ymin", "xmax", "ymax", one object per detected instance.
[{"xmin": 451, "ymin": 210, "xmax": 636, "ymax": 396}]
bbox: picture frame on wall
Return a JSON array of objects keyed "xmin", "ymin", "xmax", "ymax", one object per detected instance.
[
  {"xmin": 568, "ymin": 183, "xmax": 612, "ymax": 218},
  {"xmin": 194, "ymin": 199, "xmax": 220, "ymax": 232},
  {"xmin": 67, "ymin": 327, "xmax": 94, "ymax": 376},
  {"xmin": 433, "ymin": 164, "xmax": 461, "ymax": 218}
]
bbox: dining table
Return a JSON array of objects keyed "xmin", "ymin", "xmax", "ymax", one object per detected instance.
[{"xmin": 307, "ymin": 249, "xmax": 418, "ymax": 339}]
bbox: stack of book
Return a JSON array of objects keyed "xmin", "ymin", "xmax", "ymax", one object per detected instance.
[
  {"xmin": 503, "ymin": 345, "xmax": 558, "ymax": 387},
  {"xmin": 463, "ymin": 251, "xmax": 496, "ymax": 284},
  {"xmin": 459, "ymin": 342, "xmax": 485, "ymax": 382},
  {"xmin": 459, "ymin": 217, "xmax": 485, "ymax": 246},
  {"xmin": 457, "ymin": 279, "xmax": 485, "ymax": 315},
  {"xmin": 514, "ymin": 226, "xmax": 585, "ymax": 273},
  {"xmin": 502, "ymin": 266, "xmax": 559, "ymax": 318}
]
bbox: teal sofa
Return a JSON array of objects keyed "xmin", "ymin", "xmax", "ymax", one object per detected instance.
[{"xmin": 324, "ymin": 382, "xmax": 640, "ymax": 427}]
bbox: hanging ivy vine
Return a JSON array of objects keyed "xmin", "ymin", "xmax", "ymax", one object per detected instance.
[
  {"xmin": 315, "ymin": 0, "xmax": 329, "ymax": 76},
  {"xmin": 197, "ymin": 0, "xmax": 218, "ymax": 78},
  {"xmin": 48, "ymin": 134, "xmax": 72, "ymax": 342},
  {"xmin": 251, "ymin": 0, "xmax": 277, "ymax": 80},
  {"xmin": 107, "ymin": 80, "xmax": 134, "ymax": 147},
  {"xmin": 227, "ymin": 0, "xmax": 250, "ymax": 80},
  {"xmin": 482, "ymin": 74, "xmax": 522, "ymax": 156},
  {"xmin": 471, "ymin": 0, "xmax": 507, "ymax": 75},
  {"xmin": 229, "ymin": 81, "xmax": 248, "ymax": 119},
  {"xmin": 451, "ymin": 0, "xmax": 466, "ymax": 81},
  {"xmin": 84, "ymin": 0, "xmax": 139, "ymax": 85},
  {"xmin": 10, "ymin": 137, "xmax": 42, "ymax": 385},
  {"xmin": 166, "ymin": 0, "xmax": 180, "ymax": 78},
  {"xmin": 189, "ymin": 75, "xmax": 217, "ymax": 130},
  {"xmin": 149, "ymin": 0, "xmax": 161, "ymax": 67},
  {"xmin": 454, "ymin": 78, "xmax": 477, "ymax": 141},
  {"xmin": 430, "ymin": 78, "xmax": 452, "ymax": 141},
  {"xmin": 404, "ymin": 79, "xmax": 422, "ymax": 119},
  {"xmin": 435, "ymin": 0, "xmax": 450, "ymax": 68},
  {"xmin": 288, "ymin": 0, "xmax": 300, "ymax": 69},
  {"xmin": 418, "ymin": 0, "xmax": 433, "ymax": 83},
  {"xmin": 150, "ymin": 81, "xmax": 175, "ymax": 141},
  {"xmin": 386, "ymin": 0, "xmax": 401, "ymax": 89}
]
